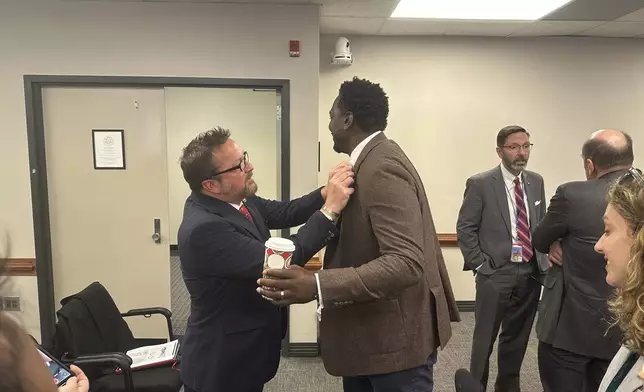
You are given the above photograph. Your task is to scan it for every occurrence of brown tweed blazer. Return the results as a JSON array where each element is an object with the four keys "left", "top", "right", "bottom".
[{"left": 318, "top": 132, "right": 460, "bottom": 377}]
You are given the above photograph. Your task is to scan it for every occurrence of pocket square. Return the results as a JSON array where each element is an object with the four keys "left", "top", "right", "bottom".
[{"left": 535, "top": 200, "right": 542, "bottom": 206}]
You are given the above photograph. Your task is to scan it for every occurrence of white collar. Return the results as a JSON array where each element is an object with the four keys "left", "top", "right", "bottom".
[
  {"left": 349, "top": 131, "right": 382, "bottom": 165},
  {"left": 229, "top": 200, "right": 244, "bottom": 210},
  {"left": 500, "top": 163, "right": 522, "bottom": 185}
]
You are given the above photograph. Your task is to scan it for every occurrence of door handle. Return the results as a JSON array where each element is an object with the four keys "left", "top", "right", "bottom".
[{"left": 152, "top": 218, "right": 161, "bottom": 244}]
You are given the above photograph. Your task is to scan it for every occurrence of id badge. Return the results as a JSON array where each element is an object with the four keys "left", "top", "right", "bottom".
[{"left": 511, "top": 243, "right": 523, "bottom": 263}]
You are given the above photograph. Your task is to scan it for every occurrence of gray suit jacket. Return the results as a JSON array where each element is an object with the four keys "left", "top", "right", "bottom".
[
  {"left": 532, "top": 170, "right": 625, "bottom": 359},
  {"left": 456, "top": 166, "right": 548, "bottom": 276}
]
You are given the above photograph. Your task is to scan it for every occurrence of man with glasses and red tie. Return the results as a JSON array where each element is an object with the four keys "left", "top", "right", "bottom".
[
  {"left": 532, "top": 129, "right": 635, "bottom": 392},
  {"left": 457, "top": 125, "right": 548, "bottom": 392},
  {"left": 176, "top": 127, "right": 354, "bottom": 392}
]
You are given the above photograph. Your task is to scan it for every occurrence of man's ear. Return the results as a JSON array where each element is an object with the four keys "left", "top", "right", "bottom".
[
  {"left": 202, "top": 179, "right": 221, "bottom": 195},
  {"left": 344, "top": 112, "right": 354, "bottom": 130},
  {"left": 585, "top": 158, "right": 595, "bottom": 176}
]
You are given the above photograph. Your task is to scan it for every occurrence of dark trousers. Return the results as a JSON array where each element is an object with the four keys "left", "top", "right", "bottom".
[
  {"left": 342, "top": 351, "right": 437, "bottom": 392},
  {"left": 470, "top": 262, "right": 541, "bottom": 392},
  {"left": 184, "top": 386, "right": 263, "bottom": 392},
  {"left": 538, "top": 341, "right": 610, "bottom": 392}
]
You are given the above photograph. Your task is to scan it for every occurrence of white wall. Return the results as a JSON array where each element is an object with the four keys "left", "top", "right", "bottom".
[
  {"left": 165, "top": 87, "right": 280, "bottom": 244},
  {"left": 319, "top": 35, "right": 644, "bottom": 300},
  {"left": 0, "top": 0, "right": 320, "bottom": 340}
]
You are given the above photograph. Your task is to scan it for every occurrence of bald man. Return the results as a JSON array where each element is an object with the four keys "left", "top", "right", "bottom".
[{"left": 533, "top": 130, "right": 635, "bottom": 392}]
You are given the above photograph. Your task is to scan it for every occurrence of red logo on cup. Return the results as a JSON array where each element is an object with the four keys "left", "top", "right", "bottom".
[{"left": 264, "top": 238, "right": 295, "bottom": 269}]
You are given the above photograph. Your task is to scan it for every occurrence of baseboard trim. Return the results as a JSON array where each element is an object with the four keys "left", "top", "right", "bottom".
[
  {"left": 287, "top": 343, "right": 319, "bottom": 357},
  {"left": 457, "top": 300, "right": 476, "bottom": 312}
]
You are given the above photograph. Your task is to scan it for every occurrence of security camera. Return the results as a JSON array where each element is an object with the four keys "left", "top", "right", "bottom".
[{"left": 331, "top": 37, "right": 353, "bottom": 65}]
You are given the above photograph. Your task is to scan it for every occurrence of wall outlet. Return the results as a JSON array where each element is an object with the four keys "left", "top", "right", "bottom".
[{"left": 3, "top": 297, "right": 20, "bottom": 312}]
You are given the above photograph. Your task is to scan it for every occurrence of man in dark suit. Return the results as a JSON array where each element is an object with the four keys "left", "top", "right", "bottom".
[
  {"left": 177, "top": 127, "right": 354, "bottom": 392},
  {"left": 258, "top": 77, "right": 460, "bottom": 392},
  {"left": 533, "top": 129, "right": 634, "bottom": 392},
  {"left": 457, "top": 125, "right": 548, "bottom": 392}
]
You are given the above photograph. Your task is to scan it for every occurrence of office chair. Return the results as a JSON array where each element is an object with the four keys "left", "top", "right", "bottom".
[{"left": 45, "top": 282, "right": 182, "bottom": 392}]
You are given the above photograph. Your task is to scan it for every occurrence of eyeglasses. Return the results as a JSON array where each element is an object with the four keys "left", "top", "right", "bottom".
[
  {"left": 501, "top": 143, "right": 533, "bottom": 153},
  {"left": 617, "top": 167, "right": 643, "bottom": 185},
  {"left": 210, "top": 151, "right": 249, "bottom": 177}
]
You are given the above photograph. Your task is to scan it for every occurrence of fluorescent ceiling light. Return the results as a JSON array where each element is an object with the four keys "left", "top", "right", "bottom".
[{"left": 390, "top": 0, "right": 573, "bottom": 21}]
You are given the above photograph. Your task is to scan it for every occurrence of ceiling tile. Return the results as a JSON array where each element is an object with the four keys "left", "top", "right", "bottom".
[
  {"left": 574, "top": 21, "right": 644, "bottom": 37},
  {"left": 616, "top": 6, "right": 644, "bottom": 21},
  {"left": 380, "top": 20, "right": 531, "bottom": 37},
  {"left": 441, "top": 21, "right": 531, "bottom": 37},
  {"left": 63, "top": 0, "right": 143, "bottom": 2},
  {"left": 320, "top": 16, "right": 385, "bottom": 35},
  {"left": 142, "top": 0, "right": 314, "bottom": 2},
  {"left": 320, "top": 0, "right": 397, "bottom": 18},
  {"left": 380, "top": 19, "right": 448, "bottom": 35},
  {"left": 544, "top": 0, "right": 644, "bottom": 21},
  {"left": 509, "top": 21, "right": 603, "bottom": 36}
]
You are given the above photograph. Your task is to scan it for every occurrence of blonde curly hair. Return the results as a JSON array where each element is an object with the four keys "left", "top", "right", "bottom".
[{"left": 607, "top": 173, "right": 644, "bottom": 354}]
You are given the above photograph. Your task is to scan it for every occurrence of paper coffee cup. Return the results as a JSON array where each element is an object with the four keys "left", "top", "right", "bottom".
[{"left": 264, "top": 237, "right": 295, "bottom": 269}]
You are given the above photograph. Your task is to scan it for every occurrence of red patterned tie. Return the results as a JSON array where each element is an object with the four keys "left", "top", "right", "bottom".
[
  {"left": 514, "top": 177, "right": 534, "bottom": 261},
  {"left": 239, "top": 203, "right": 254, "bottom": 223}
]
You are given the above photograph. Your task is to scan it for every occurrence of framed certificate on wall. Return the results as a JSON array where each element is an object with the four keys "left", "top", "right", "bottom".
[{"left": 92, "top": 129, "right": 126, "bottom": 170}]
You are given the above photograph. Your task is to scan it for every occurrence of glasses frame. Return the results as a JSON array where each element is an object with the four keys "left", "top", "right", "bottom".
[
  {"left": 618, "top": 167, "right": 643, "bottom": 185},
  {"left": 501, "top": 143, "right": 534, "bottom": 153},
  {"left": 210, "top": 151, "right": 249, "bottom": 178}
]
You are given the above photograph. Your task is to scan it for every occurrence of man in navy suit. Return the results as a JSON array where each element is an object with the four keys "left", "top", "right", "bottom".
[{"left": 178, "top": 127, "right": 354, "bottom": 392}]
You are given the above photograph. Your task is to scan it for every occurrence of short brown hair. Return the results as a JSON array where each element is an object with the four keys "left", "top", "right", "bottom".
[
  {"left": 496, "top": 125, "right": 530, "bottom": 147},
  {"left": 180, "top": 127, "right": 231, "bottom": 191}
]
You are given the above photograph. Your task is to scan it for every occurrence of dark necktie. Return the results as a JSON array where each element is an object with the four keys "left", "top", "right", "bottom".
[
  {"left": 514, "top": 177, "right": 533, "bottom": 261},
  {"left": 239, "top": 203, "right": 254, "bottom": 223}
]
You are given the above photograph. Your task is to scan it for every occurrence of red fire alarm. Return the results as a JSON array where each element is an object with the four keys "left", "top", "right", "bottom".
[{"left": 289, "top": 40, "right": 300, "bottom": 57}]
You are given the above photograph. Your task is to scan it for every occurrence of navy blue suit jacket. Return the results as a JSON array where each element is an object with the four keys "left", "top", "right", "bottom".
[{"left": 177, "top": 188, "right": 336, "bottom": 391}]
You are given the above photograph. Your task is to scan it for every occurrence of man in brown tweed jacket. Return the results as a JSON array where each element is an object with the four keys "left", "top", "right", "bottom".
[{"left": 258, "top": 77, "right": 460, "bottom": 392}]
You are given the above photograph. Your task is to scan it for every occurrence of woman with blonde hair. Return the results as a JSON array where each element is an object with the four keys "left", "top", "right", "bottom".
[{"left": 595, "top": 167, "right": 644, "bottom": 392}]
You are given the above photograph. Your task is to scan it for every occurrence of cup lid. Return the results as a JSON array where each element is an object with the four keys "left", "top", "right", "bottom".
[{"left": 265, "top": 237, "right": 295, "bottom": 252}]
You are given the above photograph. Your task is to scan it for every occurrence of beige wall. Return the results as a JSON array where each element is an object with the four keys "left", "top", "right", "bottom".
[
  {"left": 165, "top": 87, "right": 280, "bottom": 244},
  {"left": 319, "top": 35, "right": 643, "bottom": 300},
  {"left": 0, "top": 227, "right": 40, "bottom": 338},
  {"left": 0, "top": 0, "right": 319, "bottom": 340}
]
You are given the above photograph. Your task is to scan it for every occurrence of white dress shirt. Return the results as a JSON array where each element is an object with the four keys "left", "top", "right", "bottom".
[
  {"left": 315, "top": 131, "right": 383, "bottom": 321},
  {"left": 349, "top": 131, "right": 382, "bottom": 165}
]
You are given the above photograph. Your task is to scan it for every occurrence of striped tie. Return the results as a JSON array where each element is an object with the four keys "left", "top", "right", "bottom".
[
  {"left": 514, "top": 177, "right": 533, "bottom": 261},
  {"left": 239, "top": 203, "right": 254, "bottom": 223}
]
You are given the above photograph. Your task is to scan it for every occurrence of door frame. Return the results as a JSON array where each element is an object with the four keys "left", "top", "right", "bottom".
[{"left": 24, "top": 75, "right": 293, "bottom": 353}]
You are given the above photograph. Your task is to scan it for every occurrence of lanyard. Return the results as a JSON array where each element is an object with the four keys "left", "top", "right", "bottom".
[{"left": 605, "top": 351, "right": 640, "bottom": 392}]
